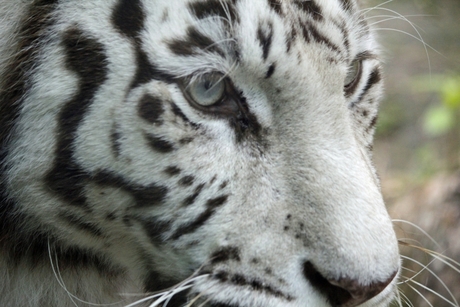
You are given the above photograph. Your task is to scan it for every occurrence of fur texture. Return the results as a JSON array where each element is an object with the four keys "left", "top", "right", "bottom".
[{"left": 0, "top": 0, "right": 400, "bottom": 306}]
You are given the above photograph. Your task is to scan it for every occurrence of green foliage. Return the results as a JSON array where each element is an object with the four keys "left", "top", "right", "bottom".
[{"left": 412, "top": 74, "right": 460, "bottom": 137}]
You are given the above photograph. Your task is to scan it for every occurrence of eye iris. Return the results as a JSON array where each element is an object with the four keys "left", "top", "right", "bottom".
[
  {"left": 345, "top": 59, "right": 361, "bottom": 88},
  {"left": 188, "top": 74, "right": 226, "bottom": 106}
]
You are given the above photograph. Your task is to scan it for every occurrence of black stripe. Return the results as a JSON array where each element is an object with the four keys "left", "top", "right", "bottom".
[
  {"left": 294, "top": 0, "right": 323, "bottom": 21},
  {"left": 112, "top": 0, "right": 145, "bottom": 40},
  {"left": 139, "top": 217, "right": 172, "bottom": 245},
  {"left": 133, "top": 48, "right": 175, "bottom": 89},
  {"left": 268, "top": 0, "right": 283, "bottom": 15},
  {"left": 172, "top": 195, "right": 228, "bottom": 240},
  {"left": 286, "top": 26, "right": 297, "bottom": 52},
  {"left": 302, "top": 21, "right": 340, "bottom": 53},
  {"left": 0, "top": 1, "right": 58, "bottom": 238},
  {"left": 367, "top": 115, "right": 378, "bottom": 133},
  {"left": 188, "top": 0, "right": 238, "bottom": 22},
  {"left": 265, "top": 63, "right": 276, "bottom": 79},
  {"left": 213, "top": 271, "right": 294, "bottom": 301},
  {"left": 210, "top": 246, "right": 241, "bottom": 264},
  {"left": 45, "top": 27, "right": 109, "bottom": 207},
  {"left": 3, "top": 229, "right": 121, "bottom": 277},
  {"left": 168, "top": 26, "right": 224, "bottom": 57},
  {"left": 171, "top": 103, "right": 200, "bottom": 129},
  {"left": 145, "top": 133, "right": 175, "bottom": 153},
  {"left": 93, "top": 171, "right": 169, "bottom": 208},
  {"left": 351, "top": 67, "right": 382, "bottom": 107},
  {"left": 182, "top": 183, "right": 205, "bottom": 207},
  {"left": 363, "top": 68, "right": 382, "bottom": 93},
  {"left": 339, "top": 0, "right": 353, "bottom": 11},
  {"left": 257, "top": 22, "right": 273, "bottom": 61},
  {"left": 164, "top": 166, "right": 182, "bottom": 176},
  {"left": 112, "top": 0, "right": 174, "bottom": 89},
  {"left": 231, "top": 91, "right": 263, "bottom": 143},
  {"left": 178, "top": 175, "right": 195, "bottom": 186},
  {"left": 111, "top": 123, "right": 122, "bottom": 157},
  {"left": 58, "top": 211, "right": 105, "bottom": 237},
  {"left": 138, "top": 93, "right": 165, "bottom": 125}
]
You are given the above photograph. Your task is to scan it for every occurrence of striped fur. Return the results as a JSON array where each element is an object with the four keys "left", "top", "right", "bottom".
[{"left": 0, "top": 1, "right": 399, "bottom": 306}]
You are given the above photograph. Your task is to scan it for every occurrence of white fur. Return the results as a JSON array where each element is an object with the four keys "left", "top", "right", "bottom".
[{"left": 0, "top": 0, "right": 400, "bottom": 306}]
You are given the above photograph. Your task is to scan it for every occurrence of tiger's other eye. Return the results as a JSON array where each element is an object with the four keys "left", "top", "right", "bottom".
[
  {"left": 344, "top": 59, "right": 362, "bottom": 91},
  {"left": 186, "top": 73, "right": 226, "bottom": 106}
]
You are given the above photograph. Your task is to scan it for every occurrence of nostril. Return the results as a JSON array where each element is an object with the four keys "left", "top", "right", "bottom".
[{"left": 303, "top": 261, "right": 397, "bottom": 307}]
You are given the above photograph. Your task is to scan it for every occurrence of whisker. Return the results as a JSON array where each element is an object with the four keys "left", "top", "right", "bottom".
[
  {"left": 359, "top": 0, "right": 395, "bottom": 14},
  {"left": 48, "top": 241, "right": 122, "bottom": 307},
  {"left": 397, "top": 288, "right": 415, "bottom": 307},
  {"left": 362, "top": 6, "right": 438, "bottom": 76},
  {"left": 402, "top": 276, "right": 459, "bottom": 307},
  {"left": 400, "top": 255, "right": 458, "bottom": 307},
  {"left": 394, "top": 219, "right": 442, "bottom": 249},
  {"left": 366, "top": 15, "right": 431, "bottom": 28},
  {"left": 406, "top": 283, "right": 434, "bottom": 307},
  {"left": 400, "top": 241, "right": 460, "bottom": 274}
]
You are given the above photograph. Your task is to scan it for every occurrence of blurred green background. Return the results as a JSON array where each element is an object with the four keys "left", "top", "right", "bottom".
[{"left": 366, "top": 0, "right": 460, "bottom": 306}]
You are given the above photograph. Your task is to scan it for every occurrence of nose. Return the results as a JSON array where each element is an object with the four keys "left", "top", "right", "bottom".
[{"left": 303, "top": 261, "right": 398, "bottom": 307}]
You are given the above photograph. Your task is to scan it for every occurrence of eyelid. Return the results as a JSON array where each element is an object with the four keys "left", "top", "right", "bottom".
[{"left": 355, "top": 51, "right": 378, "bottom": 62}]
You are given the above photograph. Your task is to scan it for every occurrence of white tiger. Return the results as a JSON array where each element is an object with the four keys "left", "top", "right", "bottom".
[{"left": 0, "top": 0, "right": 402, "bottom": 306}]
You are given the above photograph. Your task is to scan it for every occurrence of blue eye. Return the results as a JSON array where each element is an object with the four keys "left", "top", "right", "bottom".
[
  {"left": 345, "top": 59, "right": 362, "bottom": 89},
  {"left": 187, "top": 73, "right": 226, "bottom": 106}
]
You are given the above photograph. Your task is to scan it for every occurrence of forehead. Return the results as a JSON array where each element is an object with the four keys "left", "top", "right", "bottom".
[{"left": 135, "top": 0, "right": 366, "bottom": 73}]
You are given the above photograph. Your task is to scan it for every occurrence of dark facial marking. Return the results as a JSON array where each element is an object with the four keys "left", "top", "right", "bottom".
[
  {"left": 145, "top": 133, "right": 175, "bottom": 153},
  {"left": 179, "top": 137, "right": 194, "bottom": 144},
  {"left": 351, "top": 67, "right": 381, "bottom": 107},
  {"left": 139, "top": 218, "right": 172, "bottom": 245},
  {"left": 112, "top": 0, "right": 174, "bottom": 89},
  {"left": 301, "top": 21, "right": 340, "bottom": 53},
  {"left": 294, "top": 0, "right": 323, "bottom": 21},
  {"left": 363, "top": 68, "right": 382, "bottom": 93},
  {"left": 112, "top": 0, "right": 145, "bottom": 39},
  {"left": 171, "top": 103, "right": 199, "bottom": 129},
  {"left": 131, "top": 48, "right": 176, "bottom": 90},
  {"left": 172, "top": 195, "right": 229, "bottom": 240},
  {"left": 219, "top": 181, "right": 228, "bottom": 190},
  {"left": 257, "top": 22, "right": 274, "bottom": 61},
  {"left": 93, "top": 171, "right": 169, "bottom": 208},
  {"left": 3, "top": 230, "right": 122, "bottom": 278},
  {"left": 0, "top": 1, "right": 59, "bottom": 244},
  {"left": 45, "top": 27, "right": 109, "bottom": 207},
  {"left": 58, "top": 211, "right": 105, "bottom": 237},
  {"left": 168, "top": 26, "right": 223, "bottom": 57},
  {"left": 213, "top": 271, "right": 294, "bottom": 301},
  {"left": 182, "top": 183, "right": 205, "bottom": 207},
  {"left": 138, "top": 93, "right": 165, "bottom": 125},
  {"left": 188, "top": 0, "right": 238, "bottom": 22},
  {"left": 367, "top": 115, "right": 378, "bottom": 133},
  {"left": 265, "top": 63, "right": 276, "bottom": 79},
  {"left": 339, "top": 0, "right": 353, "bottom": 11},
  {"left": 144, "top": 271, "right": 187, "bottom": 305},
  {"left": 268, "top": 0, "right": 283, "bottom": 15},
  {"left": 178, "top": 175, "right": 195, "bottom": 186},
  {"left": 230, "top": 91, "right": 263, "bottom": 143},
  {"left": 210, "top": 246, "right": 241, "bottom": 264},
  {"left": 164, "top": 166, "right": 182, "bottom": 176},
  {"left": 110, "top": 123, "right": 122, "bottom": 157}
]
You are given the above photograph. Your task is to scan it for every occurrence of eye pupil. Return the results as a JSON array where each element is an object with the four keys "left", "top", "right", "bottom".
[
  {"left": 185, "top": 73, "right": 226, "bottom": 107},
  {"left": 204, "top": 81, "right": 212, "bottom": 90}
]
